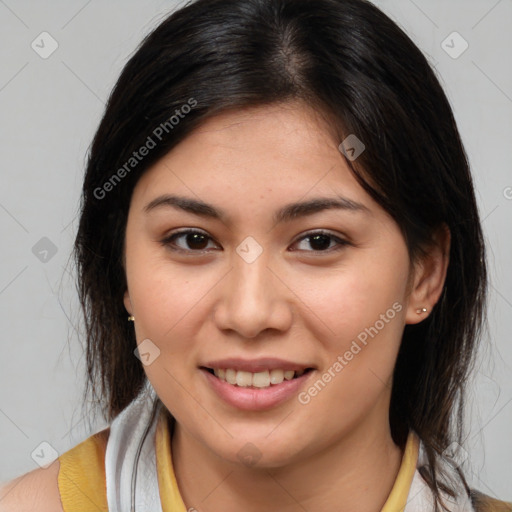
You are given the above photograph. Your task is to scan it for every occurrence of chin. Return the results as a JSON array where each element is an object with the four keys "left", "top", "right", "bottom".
[{"left": 206, "top": 430, "right": 307, "bottom": 469}]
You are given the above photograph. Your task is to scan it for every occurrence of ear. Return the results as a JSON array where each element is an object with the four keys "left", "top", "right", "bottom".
[
  {"left": 124, "top": 290, "right": 133, "bottom": 316},
  {"left": 405, "top": 224, "right": 450, "bottom": 325}
]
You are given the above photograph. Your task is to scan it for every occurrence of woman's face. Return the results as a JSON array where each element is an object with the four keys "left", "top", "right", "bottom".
[{"left": 123, "top": 102, "right": 424, "bottom": 467}]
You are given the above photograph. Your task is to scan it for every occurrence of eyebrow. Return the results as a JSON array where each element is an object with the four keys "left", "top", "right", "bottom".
[{"left": 143, "top": 194, "right": 369, "bottom": 224}]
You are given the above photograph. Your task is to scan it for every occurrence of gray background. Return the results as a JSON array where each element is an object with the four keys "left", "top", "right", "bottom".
[{"left": 0, "top": 0, "right": 511, "bottom": 502}]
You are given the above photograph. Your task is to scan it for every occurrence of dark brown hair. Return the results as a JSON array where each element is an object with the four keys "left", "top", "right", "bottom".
[{"left": 73, "top": 0, "right": 487, "bottom": 509}]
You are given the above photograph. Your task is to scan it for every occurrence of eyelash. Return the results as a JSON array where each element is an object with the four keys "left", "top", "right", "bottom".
[{"left": 160, "top": 229, "right": 350, "bottom": 255}]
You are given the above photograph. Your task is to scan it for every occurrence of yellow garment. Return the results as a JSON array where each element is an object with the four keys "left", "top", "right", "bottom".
[
  {"left": 381, "top": 430, "right": 419, "bottom": 512},
  {"left": 57, "top": 409, "right": 419, "bottom": 511},
  {"left": 156, "top": 411, "right": 188, "bottom": 512},
  {"left": 57, "top": 427, "right": 109, "bottom": 511}
]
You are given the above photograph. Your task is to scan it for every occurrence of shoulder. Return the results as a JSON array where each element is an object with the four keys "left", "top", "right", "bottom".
[
  {"left": 0, "top": 459, "right": 63, "bottom": 512},
  {"left": 0, "top": 426, "right": 110, "bottom": 512},
  {"left": 471, "top": 489, "right": 512, "bottom": 512}
]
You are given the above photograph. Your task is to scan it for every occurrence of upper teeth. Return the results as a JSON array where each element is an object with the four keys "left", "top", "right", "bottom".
[{"left": 213, "top": 368, "right": 305, "bottom": 388}]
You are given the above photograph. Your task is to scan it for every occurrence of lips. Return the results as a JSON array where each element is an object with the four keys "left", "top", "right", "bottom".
[{"left": 199, "top": 358, "right": 315, "bottom": 410}]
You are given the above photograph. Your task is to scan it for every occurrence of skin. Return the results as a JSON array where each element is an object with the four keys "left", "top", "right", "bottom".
[
  {"left": 123, "top": 101, "right": 450, "bottom": 512},
  {"left": 0, "top": 460, "right": 63, "bottom": 512}
]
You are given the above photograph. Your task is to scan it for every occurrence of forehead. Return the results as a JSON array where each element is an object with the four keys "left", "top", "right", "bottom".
[
  {"left": 186, "top": 102, "right": 341, "bottom": 157},
  {"left": 130, "top": 102, "right": 369, "bottom": 213}
]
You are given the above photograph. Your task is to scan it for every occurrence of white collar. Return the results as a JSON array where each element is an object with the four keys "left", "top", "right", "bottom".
[
  {"left": 105, "top": 380, "right": 163, "bottom": 512},
  {"left": 404, "top": 439, "right": 475, "bottom": 512}
]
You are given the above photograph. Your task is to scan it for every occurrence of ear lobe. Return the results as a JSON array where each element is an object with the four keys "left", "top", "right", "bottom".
[
  {"left": 124, "top": 290, "right": 133, "bottom": 315},
  {"left": 405, "top": 224, "right": 450, "bottom": 325}
]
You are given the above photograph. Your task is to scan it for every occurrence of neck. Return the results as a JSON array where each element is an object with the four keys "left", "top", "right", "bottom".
[{"left": 171, "top": 411, "right": 405, "bottom": 512}]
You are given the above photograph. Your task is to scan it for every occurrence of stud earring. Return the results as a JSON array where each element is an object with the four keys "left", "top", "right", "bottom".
[
  {"left": 416, "top": 307, "right": 428, "bottom": 314},
  {"left": 128, "top": 315, "right": 135, "bottom": 322}
]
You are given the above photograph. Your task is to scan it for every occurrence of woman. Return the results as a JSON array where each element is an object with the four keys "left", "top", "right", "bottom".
[{"left": 1, "top": 0, "right": 510, "bottom": 511}]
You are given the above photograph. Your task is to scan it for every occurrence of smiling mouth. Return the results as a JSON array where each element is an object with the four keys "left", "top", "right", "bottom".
[{"left": 201, "top": 367, "right": 314, "bottom": 389}]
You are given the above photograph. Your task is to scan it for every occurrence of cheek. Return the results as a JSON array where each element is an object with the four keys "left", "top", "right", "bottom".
[
  {"left": 296, "top": 255, "right": 409, "bottom": 349},
  {"left": 294, "top": 249, "right": 409, "bottom": 407},
  {"left": 126, "top": 249, "right": 212, "bottom": 416},
  {"left": 127, "top": 241, "right": 209, "bottom": 337},
  {"left": 125, "top": 247, "right": 219, "bottom": 396}
]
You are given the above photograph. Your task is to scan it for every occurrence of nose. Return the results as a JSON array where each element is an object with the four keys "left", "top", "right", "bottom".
[{"left": 213, "top": 249, "right": 293, "bottom": 339}]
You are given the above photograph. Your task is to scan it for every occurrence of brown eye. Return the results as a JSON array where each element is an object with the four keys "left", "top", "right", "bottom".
[
  {"left": 161, "top": 229, "right": 219, "bottom": 253},
  {"left": 291, "top": 231, "right": 350, "bottom": 253},
  {"left": 185, "top": 232, "right": 208, "bottom": 250},
  {"left": 308, "top": 234, "right": 332, "bottom": 251}
]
